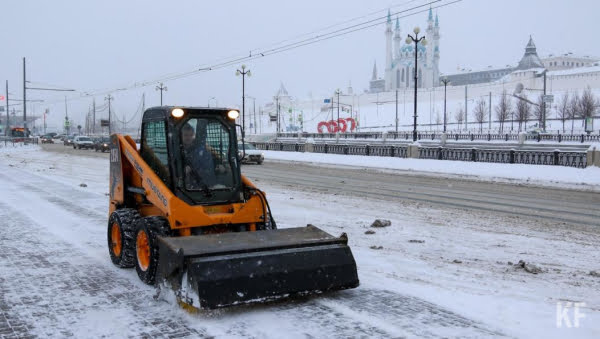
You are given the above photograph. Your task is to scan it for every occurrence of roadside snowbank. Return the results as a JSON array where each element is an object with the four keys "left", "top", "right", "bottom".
[{"left": 263, "top": 151, "right": 600, "bottom": 190}]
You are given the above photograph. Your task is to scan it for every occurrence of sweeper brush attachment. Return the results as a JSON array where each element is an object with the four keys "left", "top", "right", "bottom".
[{"left": 156, "top": 225, "right": 359, "bottom": 309}]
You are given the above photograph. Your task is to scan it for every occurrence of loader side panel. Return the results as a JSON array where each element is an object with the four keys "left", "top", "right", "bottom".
[{"left": 109, "top": 135, "right": 124, "bottom": 214}]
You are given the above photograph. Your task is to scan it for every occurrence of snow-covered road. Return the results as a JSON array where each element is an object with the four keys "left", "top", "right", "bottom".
[{"left": 0, "top": 145, "right": 599, "bottom": 338}]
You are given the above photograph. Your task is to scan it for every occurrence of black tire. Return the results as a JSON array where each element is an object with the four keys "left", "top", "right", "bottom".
[
  {"left": 108, "top": 208, "right": 141, "bottom": 268},
  {"left": 73, "top": 145, "right": 76, "bottom": 149},
  {"left": 257, "top": 160, "right": 264, "bottom": 165},
  {"left": 134, "top": 216, "right": 171, "bottom": 285}
]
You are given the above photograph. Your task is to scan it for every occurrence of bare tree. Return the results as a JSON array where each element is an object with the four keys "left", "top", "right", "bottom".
[
  {"left": 578, "top": 86, "right": 600, "bottom": 133},
  {"left": 473, "top": 98, "right": 487, "bottom": 133},
  {"left": 556, "top": 92, "right": 570, "bottom": 133},
  {"left": 495, "top": 90, "right": 511, "bottom": 133},
  {"left": 454, "top": 107, "right": 465, "bottom": 131},
  {"left": 515, "top": 94, "right": 531, "bottom": 132},
  {"left": 569, "top": 92, "right": 579, "bottom": 134}
]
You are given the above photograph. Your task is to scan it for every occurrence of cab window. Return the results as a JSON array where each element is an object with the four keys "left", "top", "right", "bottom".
[{"left": 141, "top": 120, "right": 170, "bottom": 185}]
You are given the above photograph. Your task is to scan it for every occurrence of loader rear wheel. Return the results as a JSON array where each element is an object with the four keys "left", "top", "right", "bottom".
[
  {"left": 108, "top": 209, "right": 141, "bottom": 268},
  {"left": 134, "top": 217, "right": 171, "bottom": 285}
]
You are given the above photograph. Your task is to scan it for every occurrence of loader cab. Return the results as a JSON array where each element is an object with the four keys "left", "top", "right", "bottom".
[{"left": 140, "top": 107, "right": 243, "bottom": 205}]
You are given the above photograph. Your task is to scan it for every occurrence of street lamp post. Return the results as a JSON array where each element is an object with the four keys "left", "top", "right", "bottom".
[
  {"left": 335, "top": 89, "right": 341, "bottom": 129},
  {"left": 441, "top": 78, "right": 450, "bottom": 133},
  {"left": 105, "top": 94, "right": 114, "bottom": 135},
  {"left": 155, "top": 83, "right": 167, "bottom": 106},
  {"left": 236, "top": 65, "right": 251, "bottom": 136},
  {"left": 406, "top": 27, "right": 427, "bottom": 141}
]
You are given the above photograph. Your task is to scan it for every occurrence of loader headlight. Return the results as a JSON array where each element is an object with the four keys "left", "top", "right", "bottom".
[
  {"left": 171, "top": 108, "right": 185, "bottom": 118},
  {"left": 227, "top": 110, "right": 239, "bottom": 120}
]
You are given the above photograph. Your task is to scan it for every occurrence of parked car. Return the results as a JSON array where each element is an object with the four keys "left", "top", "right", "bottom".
[
  {"left": 73, "top": 136, "right": 94, "bottom": 149},
  {"left": 63, "top": 136, "right": 74, "bottom": 146},
  {"left": 93, "top": 136, "right": 111, "bottom": 152},
  {"left": 238, "top": 143, "right": 264, "bottom": 164}
]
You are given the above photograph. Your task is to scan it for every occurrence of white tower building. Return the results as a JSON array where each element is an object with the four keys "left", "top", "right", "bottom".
[{"left": 371, "top": 8, "right": 440, "bottom": 92}]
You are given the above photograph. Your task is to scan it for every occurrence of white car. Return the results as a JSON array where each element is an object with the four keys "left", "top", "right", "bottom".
[
  {"left": 238, "top": 143, "right": 264, "bottom": 164},
  {"left": 73, "top": 136, "right": 94, "bottom": 149}
]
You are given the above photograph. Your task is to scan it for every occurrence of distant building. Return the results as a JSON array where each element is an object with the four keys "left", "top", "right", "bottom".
[
  {"left": 541, "top": 54, "right": 599, "bottom": 71},
  {"left": 444, "top": 37, "right": 545, "bottom": 86},
  {"left": 443, "top": 37, "right": 599, "bottom": 87},
  {"left": 370, "top": 8, "right": 440, "bottom": 92}
]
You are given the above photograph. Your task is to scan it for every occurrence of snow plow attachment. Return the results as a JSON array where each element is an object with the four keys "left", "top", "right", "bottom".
[{"left": 156, "top": 225, "right": 359, "bottom": 309}]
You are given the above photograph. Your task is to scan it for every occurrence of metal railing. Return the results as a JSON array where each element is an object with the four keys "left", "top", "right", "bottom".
[
  {"left": 0, "top": 137, "right": 39, "bottom": 147},
  {"left": 277, "top": 132, "right": 600, "bottom": 143},
  {"left": 255, "top": 142, "right": 588, "bottom": 168},
  {"left": 418, "top": 146, "right": 587, "bottom": 168}
]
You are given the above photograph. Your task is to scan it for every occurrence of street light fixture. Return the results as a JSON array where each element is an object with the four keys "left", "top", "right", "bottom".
[
  {"left": 406, "top": 27, "right": 427, "bottom": 142},
  {"left": 155, "top": 83, "right": 167, "bottom": 106},
  {"left": 236, "top": 65, "right": 251, "bottom": 136}
]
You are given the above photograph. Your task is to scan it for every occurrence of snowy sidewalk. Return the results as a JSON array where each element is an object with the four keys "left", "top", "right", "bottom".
[{"left": 262, "top": 150, "right": 600, "bottom": 191}]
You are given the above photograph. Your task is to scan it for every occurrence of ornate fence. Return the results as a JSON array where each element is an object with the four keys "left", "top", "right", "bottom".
[
  {"left": 277, "top": 132, "right": 600, "bottom": 143},
  {"left": 255, "top": 142, "right": 588, "bottom": 168}
]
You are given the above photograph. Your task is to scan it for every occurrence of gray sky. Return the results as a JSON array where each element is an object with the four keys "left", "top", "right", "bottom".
[{"left": 2, "top": 0, "right": 599, "bottom": 129}]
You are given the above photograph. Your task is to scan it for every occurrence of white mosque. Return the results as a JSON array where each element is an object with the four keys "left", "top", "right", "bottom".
[{"left": 370, "top": 8, "right": 441, "bottom": 92}]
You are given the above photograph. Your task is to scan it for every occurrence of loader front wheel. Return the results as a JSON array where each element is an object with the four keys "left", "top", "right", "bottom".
[
  {"left": 134, "top": 217, "right": 170, "bottom": 285},
  {"left": 108, "top": 209, "right": 140, "bottom": 268}
]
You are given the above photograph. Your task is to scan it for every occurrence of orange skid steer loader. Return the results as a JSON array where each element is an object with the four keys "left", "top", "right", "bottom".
[{"left": 107, "top": 107, "right": 359, "bottom": 309}]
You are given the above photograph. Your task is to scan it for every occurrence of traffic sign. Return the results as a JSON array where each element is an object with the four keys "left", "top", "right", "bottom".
[
  {"left": 100, "top": 119, "right": 110, "bottom": 127},
  {"left": 542, "top": 95, "right": 554, "bottom": 103}
]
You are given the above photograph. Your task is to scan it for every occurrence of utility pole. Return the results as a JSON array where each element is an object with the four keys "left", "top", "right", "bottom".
[
  {"left": 441, "top": 78, "right": 450, "bottom": 133},
  {"left": 64, "top": 96, "right": 70, "bottom": 135},
  {"left": 542, "top": 71, "right": 547, "bottom": 131},
  {"left": 5, "top": 80, "right": 9, "bottom": 136},
  {"left": 330, "top": 96, "right": 334, "bottom": 122},
  {"left": 488, "top": 92, "right": 492, "bottom": 131},
  {"left": 336, "top": 89, "right": 341, "bottom": 127},
  {"left": 464, "top": 85, "right": 468, "bottom": 131},
  {"left": 23, "top": 57, "right": 26, "bottom": 131},
  {"left": 105, "top": 94, "right": 114, "bottom": 135},
  {"left": 395, "top": 89, "right": 399, "bottom": 133},
  {"left": 275, "top": 96, "right": 280, "bottom": 133},
  {"left": 92, "top": 98, "right": 96, "bottom": 134},
  {"left": 253, "top": 98, "right": 257, "bottom": 134},
  {"left": 155, "top": 83, "right": 167, "bottom": 106}
]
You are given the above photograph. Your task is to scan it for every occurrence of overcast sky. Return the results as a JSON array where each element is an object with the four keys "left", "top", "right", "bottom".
[{"left": 2, "top": 0, "right": 599, "bottom": 130}]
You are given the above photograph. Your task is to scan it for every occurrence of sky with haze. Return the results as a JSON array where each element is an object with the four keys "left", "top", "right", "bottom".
[{"left": 2, "top": 0, "right": 599, "bottom": 130}]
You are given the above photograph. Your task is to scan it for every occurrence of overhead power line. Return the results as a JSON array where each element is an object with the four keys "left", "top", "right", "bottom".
[{"left": 40, "top": 0, "right": 461, "bottom": 105}]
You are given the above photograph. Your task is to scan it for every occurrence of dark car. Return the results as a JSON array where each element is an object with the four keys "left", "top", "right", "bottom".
[
  {"left": 41, "top": 135, "right": 54, "bottom": 144},
  {"left": 93, "top": 137, "right": 111, "bottom": 152},
  {"left": 63, "top": 136, "right": 74, "bottom": 146},
  {"left": 238, "top": 143, "right": 264, "bottom": 164}
]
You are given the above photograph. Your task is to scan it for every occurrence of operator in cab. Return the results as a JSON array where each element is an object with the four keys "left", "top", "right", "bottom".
[{"left": 181, "top": 123, "right": 218, "bottom": 189}]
